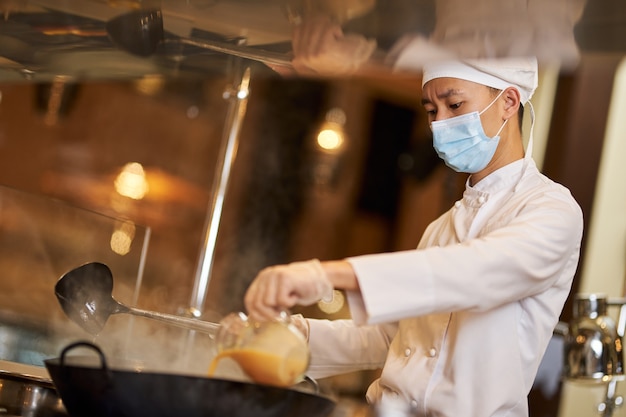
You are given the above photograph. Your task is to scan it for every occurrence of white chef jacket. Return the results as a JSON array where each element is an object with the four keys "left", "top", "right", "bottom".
[{"left": 305, "top": 157, "right": 583, "bottom": 417}]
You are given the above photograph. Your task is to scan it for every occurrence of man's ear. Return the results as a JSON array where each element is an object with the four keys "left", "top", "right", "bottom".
[{"left": 502, "top": 87, "right": 521, "bottom": 119}]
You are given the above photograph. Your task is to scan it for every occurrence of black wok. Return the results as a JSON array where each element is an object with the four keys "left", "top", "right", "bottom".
[{"left": 45, "top": 342, "right": 335, "bottom": 417}]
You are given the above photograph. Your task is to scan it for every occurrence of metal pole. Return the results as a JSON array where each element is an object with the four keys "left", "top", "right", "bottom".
[{"left": 187, "top": 63, "right": 252, "bottom": 317}]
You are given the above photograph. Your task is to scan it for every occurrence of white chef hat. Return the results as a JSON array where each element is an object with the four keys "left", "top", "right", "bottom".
[{"left": 421, "top": 57, "right": 539, "bottom": 104}]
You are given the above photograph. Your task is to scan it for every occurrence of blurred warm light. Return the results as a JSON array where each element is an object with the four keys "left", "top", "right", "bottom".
[
  {"left": 317, "top": 290, "right": 345, "bottom": 314},
  {"left": 317, "top": 127, "right": 344, "bottom": 151},
  {"left": 186, "top": 105, "right": 199, "bottom": 119},
  {"left": 133, "top": 75, "right": 165, "bottom": 96},
  {"left": 110, "top": 221, "right": 136, "bottom": 255},
  {"left": 315, "top": 107, "right": 347, "bottom": 153},
  {"left": 237, "top": 87, "right": 249, "bottom": 99},
  {"left": 107, "top": 0, "right": 142, "bottom": 9},
  {"left": 325, "top": 107, "right": 346, "bottom": 125},
  {"left": 115, "top": 162, "right": 149, "bottom": 199}
]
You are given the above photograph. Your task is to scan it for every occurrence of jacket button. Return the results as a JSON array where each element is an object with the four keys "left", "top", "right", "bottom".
[
  {"left": 404, "top": 348, "right": 411, "bottom": 357},
  {"left": 410, "top": 400, "right": 418, "bottom": 409},
  {"left": 478, "top": 196, "right": 486, "bottom": 204},
  {"left": 428, "top": 348, "right": 437, "bottom": 357}
]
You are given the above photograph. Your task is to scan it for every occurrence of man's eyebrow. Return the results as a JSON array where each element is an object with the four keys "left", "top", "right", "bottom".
[{"left": 421, "top": 88, "right": 465, "bottom": 105}]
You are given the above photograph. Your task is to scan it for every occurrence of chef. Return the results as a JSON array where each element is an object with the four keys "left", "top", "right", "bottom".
[{"left": 244, "top": 57, "right": 584, "bottom": 416}]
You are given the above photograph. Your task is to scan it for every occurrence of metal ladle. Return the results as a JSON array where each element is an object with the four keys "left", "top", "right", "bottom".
[
  {"left": 105, "top": 8, "right": 292, "bottom": 67},
  {"left": 55, "top": 262, "right": 220, "bottom": 336}
]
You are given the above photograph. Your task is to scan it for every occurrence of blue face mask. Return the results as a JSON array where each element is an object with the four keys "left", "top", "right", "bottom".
[{"left": 430, "top": 91, "right": 507, "bottom": 173}]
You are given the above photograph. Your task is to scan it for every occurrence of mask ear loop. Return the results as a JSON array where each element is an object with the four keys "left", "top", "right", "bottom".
[
  {"left": 479, "top": 89, "right": 506, "bottom": 116},
  {"left": 480, "top": 89, "right": 509, "bottom": 139},
  {"left": 514, "top": 100, "right": 535, "bottom": 192},
  {"left": 493, "top": 118, "right": 509, "bottom": 138}
]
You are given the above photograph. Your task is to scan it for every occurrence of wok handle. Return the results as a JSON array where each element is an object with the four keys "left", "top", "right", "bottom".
[
  {"left": 60, "top": 341, "right": 108, "bottom": 369},
  {"left": 59, "top": 341, "right": 115, "bottom": 388}
]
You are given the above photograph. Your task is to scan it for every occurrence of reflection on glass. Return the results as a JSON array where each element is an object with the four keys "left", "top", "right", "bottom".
[
  {"left": 114, "top": 162, "right": 149, "bottom": 200},
  {"left": 111, "top": 221, "right": 136, "bottom": 256},
  {"left": 133, "top": 75, "right": 166, "bottom": 95},
  {"left": 0, "top": 184, "right": 150, "bottom": 366},
  {"left": 1, "top": 0, "right": 618, "bottom": 80}
]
